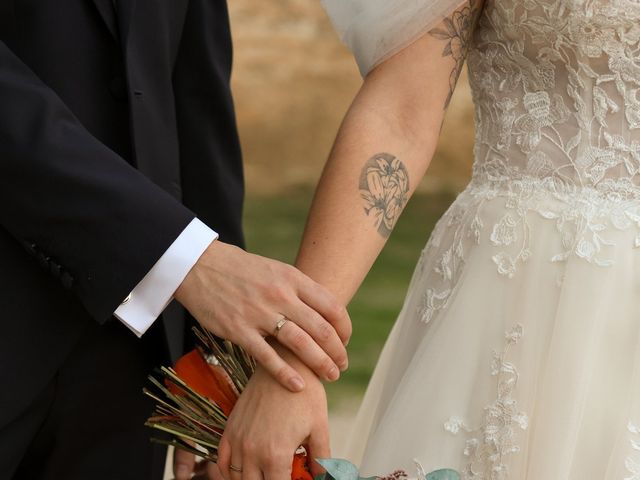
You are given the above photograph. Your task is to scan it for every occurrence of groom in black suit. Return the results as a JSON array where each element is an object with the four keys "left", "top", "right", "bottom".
[{"left": 0, "top": 1, "right": 350, "bottom": 478}]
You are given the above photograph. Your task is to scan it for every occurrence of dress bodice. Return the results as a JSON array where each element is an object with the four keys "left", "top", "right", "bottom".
[
  {"left": 468, "top": 0, "right": 640, "bottom": 195},
  {"left": 417, "top": 0, "right": 640, "bottom": 324},
  {"left": 444, "top": 0, "right": 640, "bottom": 274}
]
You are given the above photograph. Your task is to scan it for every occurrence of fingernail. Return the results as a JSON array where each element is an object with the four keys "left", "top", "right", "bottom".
[
  {"left": 176, "top": 465, "right": 190, "bottom": 480},
  {"left": 339, "top": 359, "right": 349, "bottom": 371},
  {"left": 327, "top": 365, "right": 340, "bottom": 381},
  {"left": 290, "top": 376, "right": 305, "bottom": 391}
]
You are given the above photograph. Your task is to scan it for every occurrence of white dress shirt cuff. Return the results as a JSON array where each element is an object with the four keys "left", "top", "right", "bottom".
[{"left": 114, "top": 218, "right": 217, "bottom": 337}]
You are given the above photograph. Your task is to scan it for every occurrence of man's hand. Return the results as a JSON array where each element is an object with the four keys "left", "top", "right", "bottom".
[{"left": 174, "top": 240, "right": 352, "bottom": 392}]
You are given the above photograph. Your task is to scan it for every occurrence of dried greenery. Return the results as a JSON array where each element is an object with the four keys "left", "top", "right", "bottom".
[{"left": 144, "top": 327, "right": 255, "bottom": 462}]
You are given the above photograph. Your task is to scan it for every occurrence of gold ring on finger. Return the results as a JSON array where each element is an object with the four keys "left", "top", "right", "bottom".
[
  {"left": 273, "top": 316, "right": 289, "bottom": 338},
  {"left": 229, "top": 464, "right": 243, "bottom": 473}
]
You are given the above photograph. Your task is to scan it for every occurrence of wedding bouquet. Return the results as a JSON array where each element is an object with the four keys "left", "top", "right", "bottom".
[{"left": 144, "top": 327, "right": 460, "bottom": 480}]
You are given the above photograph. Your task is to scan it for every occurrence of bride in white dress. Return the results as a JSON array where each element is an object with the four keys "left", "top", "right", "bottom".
[{"left": 218, "top": 0, "right": 640, "bottom": 478}]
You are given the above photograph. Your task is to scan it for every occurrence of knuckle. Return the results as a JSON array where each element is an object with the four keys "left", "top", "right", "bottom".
[
  {"left": 330, "top": 302, "right": 348, "bottom": 321},
  {"left": 269, "top": 260, "right": 289, "bottom": 279},
  {"left": 225, "top": 325, "right": 247, "bottom": 347},
  {"left": 316, "top": 321, "right": 335, "bottom": 343},
  {"left": 249, "top": 342, "right": 269, "bottom": 364},
  {"left": 266, "top": 449, "right": 290, "bottom": 470},
  {"left": 280, "top": 263, "right": 298, "bottom": 280},
  {"left": 202, "top": 308, "right": 218, "bottom": 331},
  {"left": 263, "top": 451, "right": 279, "bottom": 470},
  {"left": 267, "top": 284, "right": 290, "bottom": 303},
  {"left": 274, "top": 284, "right": 288, "bottom": 299},
  {"left": 241, "top": 438, "right": 257, "bottom": 456},
  {"left": 217, "top": 311, "right": 243, "bottom": 335},
  {"left": 291, "top": 330, "right": 310, "bottom": 350}
]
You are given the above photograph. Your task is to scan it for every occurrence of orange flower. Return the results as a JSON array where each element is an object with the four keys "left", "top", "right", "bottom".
[
  {"left": 169, "top": 349, "right": 238, "bottom": 416},
  {"left": 292, "top": 452, "right": 314, "bottom": 480}
]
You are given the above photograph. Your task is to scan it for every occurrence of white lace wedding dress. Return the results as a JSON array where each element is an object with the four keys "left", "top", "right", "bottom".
[{"left": 322, "top": 0, "right": 640, "bottom": 478}]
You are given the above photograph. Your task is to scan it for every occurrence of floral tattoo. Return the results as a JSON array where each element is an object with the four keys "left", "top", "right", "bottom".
[
  {"left": 429, "top": 0, "right": 483, "bottom": 109},
  {"left": 359, "top": 153, "right": 410, "bottom": 238}
]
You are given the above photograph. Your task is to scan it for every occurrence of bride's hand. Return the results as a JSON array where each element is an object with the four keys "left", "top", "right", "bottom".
[
  {"left": 172, "top": 358, "right": 329, "bottom": 480},
  {"left": 218, "top": 347, "right": 330, "bottom": 480}
]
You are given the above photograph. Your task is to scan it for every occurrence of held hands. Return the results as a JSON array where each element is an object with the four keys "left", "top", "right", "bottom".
[
  {"left": 175, "top": 240, "right": 352, "bottom": 392},
  {"left": 172, "top": 342, "right": 331, "bottom": 480},
  {"left": 218, "top": 359, "right": 330, "bottom": 480}
]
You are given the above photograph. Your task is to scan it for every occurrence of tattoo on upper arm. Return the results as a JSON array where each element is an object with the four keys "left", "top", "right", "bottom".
[
  {"left": 429, "top": 0, "right": 483, "bottom": 110},
  {"left": 359, "top": 153, "right": 410, "bottom": 239}
]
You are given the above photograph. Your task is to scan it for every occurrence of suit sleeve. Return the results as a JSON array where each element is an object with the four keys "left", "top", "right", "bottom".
[{"left": 0, "top": 40, "right": 196, "bottom": 323}]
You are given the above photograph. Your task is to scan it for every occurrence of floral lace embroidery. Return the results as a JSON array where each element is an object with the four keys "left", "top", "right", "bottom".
[
  {"left": 417, "top": 0, "right": 640, "bottom": 324},
  {"left": 444, "top": 324, "right": 527, "bottom": 480},
  {"left": 625, "top": 422, "right": 640, "bottom": 480},
  {"left": 418, "top": 194, "right": 484, "bottom": 324}
]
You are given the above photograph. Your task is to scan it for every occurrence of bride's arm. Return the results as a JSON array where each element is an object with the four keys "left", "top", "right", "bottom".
[
  {"left": 297, "top": 0, "right": 483, "bottom": 303},
  {"left": 207, "top": 3, "right": 485, "bottom": 480}
]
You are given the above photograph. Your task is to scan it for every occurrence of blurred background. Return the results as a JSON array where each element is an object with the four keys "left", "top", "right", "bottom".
[{"left": 229, "top": 0, "right": 475, "bottom": 448}]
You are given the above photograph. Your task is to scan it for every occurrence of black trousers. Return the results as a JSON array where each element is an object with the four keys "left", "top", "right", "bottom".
[{"left": 0, "top": 319, "right": 167, "bottom": 479}]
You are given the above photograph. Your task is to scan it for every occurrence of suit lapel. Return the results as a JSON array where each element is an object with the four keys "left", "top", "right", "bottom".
[
  {"left": 91, "top": 0, "right": 119, "bottom": 41},
  {"left": 91, "top": 0, "right": 137, "bottom": 48}
]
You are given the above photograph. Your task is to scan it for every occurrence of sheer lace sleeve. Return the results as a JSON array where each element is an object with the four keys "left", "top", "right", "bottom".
[{"left": 321, "top": 0, "right": 468, "bottom": 76}]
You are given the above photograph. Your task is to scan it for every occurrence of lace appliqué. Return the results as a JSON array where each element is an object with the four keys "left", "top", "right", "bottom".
[
  {"left": 444, "top": 325, "right": 527, "bottom": 480},
  {"left": 418, "top": 195, "right": 485, "bottom": 324},
  {"left": 416, "top": 0, "right": 640, "bottom": 325},
  {"left": 463, "top": 0, "right": 640, "bottom": 272}
]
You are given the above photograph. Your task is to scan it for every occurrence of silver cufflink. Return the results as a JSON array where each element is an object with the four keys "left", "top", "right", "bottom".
[{"left": 121, "top": 293, "right": 132, "bottom": 305}]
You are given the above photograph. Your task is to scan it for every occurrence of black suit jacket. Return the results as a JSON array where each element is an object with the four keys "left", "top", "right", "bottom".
[{"left": 0, "top": 0, "right": 244, "bottom": 426}]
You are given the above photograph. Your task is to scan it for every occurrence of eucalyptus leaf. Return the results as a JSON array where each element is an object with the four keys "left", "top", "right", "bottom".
[
  {"left": 425, "top": 469, "right": 461, "bottom": 480},
  {"left": 315, "top": 458, "right": 376, "bottom": 480}
]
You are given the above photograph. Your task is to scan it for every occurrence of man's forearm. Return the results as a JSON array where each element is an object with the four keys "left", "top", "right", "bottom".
[{"left": 0, "top": 40, "right": 196, "bottom": 322}]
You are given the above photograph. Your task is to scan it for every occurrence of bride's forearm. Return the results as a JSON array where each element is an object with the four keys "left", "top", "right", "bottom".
[
  {"left": 296, "top": 132, "right": 431, "bottom": 304},
  {"left": 295, "top": 1, "right": 481, "bottom": 306},
  {"left": 296, "top": 55, "right": 448, "bottom": 304}
]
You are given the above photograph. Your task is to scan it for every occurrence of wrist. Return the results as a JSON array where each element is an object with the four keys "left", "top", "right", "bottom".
[
  {"left": 174, "top": 262, "right": 198, "bottom": 306},
  {"left": 174, "top": 239, "right": 226, "bottom": 305}
]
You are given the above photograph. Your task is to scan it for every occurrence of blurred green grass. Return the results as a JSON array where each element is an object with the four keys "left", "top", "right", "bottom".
[{"left": 243, "top": 187, "right": 455, "bottom": 407}]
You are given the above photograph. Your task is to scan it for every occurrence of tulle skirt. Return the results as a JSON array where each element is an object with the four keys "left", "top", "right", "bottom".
[{"left": 340, "top": 184, "right": 640, "bottom": 479}]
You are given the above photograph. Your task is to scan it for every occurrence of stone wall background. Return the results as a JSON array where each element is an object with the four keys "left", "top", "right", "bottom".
[{"left": 228, "top": 0, "right": 476, "bottom": 196}]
